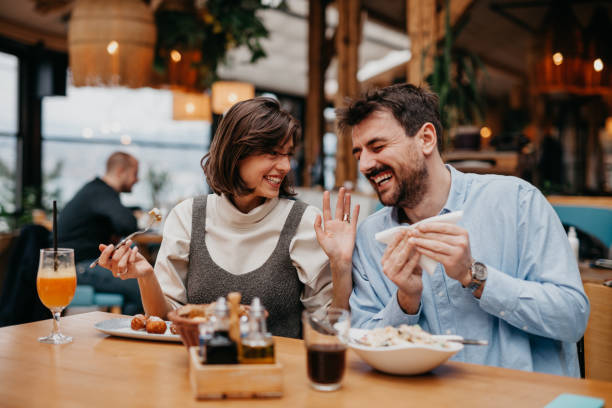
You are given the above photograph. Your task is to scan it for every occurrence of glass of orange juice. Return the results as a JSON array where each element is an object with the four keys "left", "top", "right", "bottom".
[{"left": 36, "top": 248, "right": 77, "bottom": 344}]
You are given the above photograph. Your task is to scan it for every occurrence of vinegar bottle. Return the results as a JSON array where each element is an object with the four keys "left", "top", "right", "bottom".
[{"left": 241, "top": 297, "right": 275, "bottom": 364}]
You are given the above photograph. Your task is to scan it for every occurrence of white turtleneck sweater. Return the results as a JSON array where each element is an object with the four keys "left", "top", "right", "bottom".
[{"left": 154, "top": 194, "right": 332, "bottom": 313}]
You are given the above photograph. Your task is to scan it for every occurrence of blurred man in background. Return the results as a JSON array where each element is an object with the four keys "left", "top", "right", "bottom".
[{"left": 59, "top": 151, "right": 143, "bottom": 314}]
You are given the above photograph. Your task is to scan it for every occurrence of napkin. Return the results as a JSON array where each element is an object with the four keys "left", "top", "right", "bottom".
[{"left": 374, "top": 211, "right": 464, "bottom": 276}]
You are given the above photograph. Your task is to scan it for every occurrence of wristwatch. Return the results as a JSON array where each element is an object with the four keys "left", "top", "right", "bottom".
[{"left": 466, "top": 261, "right": 488, "bottom": 292}]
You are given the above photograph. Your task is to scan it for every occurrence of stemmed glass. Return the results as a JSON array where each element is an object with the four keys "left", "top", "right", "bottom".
[{"left": 36, "top": 248, "right": 77, "bottom": 344}]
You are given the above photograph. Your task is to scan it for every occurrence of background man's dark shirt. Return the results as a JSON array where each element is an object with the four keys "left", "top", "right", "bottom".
[{"left": 58, "top": 178, "right": 137, "bottom": 262}]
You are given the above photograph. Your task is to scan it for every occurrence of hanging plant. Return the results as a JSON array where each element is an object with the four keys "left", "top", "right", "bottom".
[{"left": 153, "top": 0, "right": 286, "bottom": 90}]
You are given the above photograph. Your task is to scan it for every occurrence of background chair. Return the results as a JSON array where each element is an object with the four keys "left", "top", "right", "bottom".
[
  {"left": 0, "top": 225, "right": 51, "bottom": 327},
  {"left": 69, "top": 284, "right": 124, "bottom": 314},
  {"left": 552, "top": 205, "right": 612, "bottom": 258},
  {"left": 583, "top": 282, "right": 612, "bottom": 381}
]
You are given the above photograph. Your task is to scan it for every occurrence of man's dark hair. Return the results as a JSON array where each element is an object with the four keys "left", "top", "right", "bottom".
[
  {"left": 202, "top": 96, "right": 300, "bottom": 197},
  {"left": 336, "top": 83, "right": 443, "bottom": 148}
]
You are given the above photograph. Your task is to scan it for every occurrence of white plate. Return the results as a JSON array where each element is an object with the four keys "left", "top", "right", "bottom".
[
  {"left": 94, "top": 318, "right": 181, "bottom": 342},
  {"left": 347, "top": 328, "right": 462, "bottom": 375}
]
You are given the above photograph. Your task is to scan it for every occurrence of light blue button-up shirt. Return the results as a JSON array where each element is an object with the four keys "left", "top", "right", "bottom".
[{"left": 349, "top": 165, "right": 589, "bottom": 377}]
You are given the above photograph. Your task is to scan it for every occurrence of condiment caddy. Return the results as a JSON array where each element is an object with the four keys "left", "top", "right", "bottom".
[{"left": 189, "top": 292, "right": 283, "bottom": 399}]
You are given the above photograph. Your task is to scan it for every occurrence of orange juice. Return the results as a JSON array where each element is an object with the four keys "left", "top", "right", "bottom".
[{"left": 37, "top": 270, "right": 77, "bottom": 309}]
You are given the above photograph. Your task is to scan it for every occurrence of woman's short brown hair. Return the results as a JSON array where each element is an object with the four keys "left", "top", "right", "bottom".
[{"left": 201, "top": 97, "right": 300, "bottom": 197}]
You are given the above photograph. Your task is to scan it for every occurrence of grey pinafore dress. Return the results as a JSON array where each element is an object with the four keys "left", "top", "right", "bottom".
[{"left": 186, "top": 195, "right": 306, "bottom": 338}]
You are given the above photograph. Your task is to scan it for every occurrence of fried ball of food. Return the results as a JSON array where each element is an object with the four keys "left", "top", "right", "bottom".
[
  {"left": 145, "top": 316, "right": 167, "bottom": 334},
  {"left": 131, "top": 314, "right": 147, "bottom": 331}
]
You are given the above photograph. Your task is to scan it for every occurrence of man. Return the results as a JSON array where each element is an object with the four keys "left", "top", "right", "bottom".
[
  {"left": 59, "top": 151, "right": 143, "bottom": 314},
  {"left": 319, "top": 84, "right": 589, "bottom": 377}
]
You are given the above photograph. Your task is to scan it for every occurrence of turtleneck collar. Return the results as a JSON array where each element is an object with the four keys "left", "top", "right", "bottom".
[{"left": 216, "top": 194, "right": 280, "bottom": 228}]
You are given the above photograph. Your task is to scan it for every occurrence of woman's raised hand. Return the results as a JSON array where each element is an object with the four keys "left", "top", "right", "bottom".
[
  {"left": 314, "top": 187, "right": 360, "bottom": 266},
  {"left": 98, "top": 239, "right": 154, "bottom": 280}
]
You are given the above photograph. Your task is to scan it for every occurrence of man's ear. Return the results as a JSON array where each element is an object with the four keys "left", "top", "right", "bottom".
[{"left": 419, "top": 123, "right": 438, "bottom": 156}]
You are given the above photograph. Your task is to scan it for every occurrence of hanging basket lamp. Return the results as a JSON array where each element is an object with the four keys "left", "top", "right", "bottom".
[
  {"left": 211, "top": 81, "right": 255, "bottom": 115},
  {"left": 172, "top": 90, "right": 212, "bottom": 121},
  {"left": 68, "top": 0, "right": 157, "bottom": 87}
]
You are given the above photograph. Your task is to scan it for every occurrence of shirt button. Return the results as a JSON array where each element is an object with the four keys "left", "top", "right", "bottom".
[
  {"left": 500, "top": 311, "right": 506, "bottom": 317},
  {"left": 522, "top": 326, "right": 528, "bottom": 331},
  {"left": 446, "top": 329, "right": 452, "bottom": 334},
  {"left": 438, "top": 291, "right": 444, "bottom": 297}
]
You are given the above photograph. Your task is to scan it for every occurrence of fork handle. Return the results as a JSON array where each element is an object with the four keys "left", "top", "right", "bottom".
[
  {"left": 88, "top": 224, "right": 153, "bottom": 269},
  {"left": 88, "top": 235, "right": 134, "bottom": 268}
]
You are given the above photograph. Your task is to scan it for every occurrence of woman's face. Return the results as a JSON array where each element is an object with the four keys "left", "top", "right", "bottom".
[{"left": 234, "top": 138, "right": 294, "bottom": 212}]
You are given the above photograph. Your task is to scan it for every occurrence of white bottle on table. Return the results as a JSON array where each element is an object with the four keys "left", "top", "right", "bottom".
[{"left": 567, "top": 226, "right": 579, "bottom": 261}]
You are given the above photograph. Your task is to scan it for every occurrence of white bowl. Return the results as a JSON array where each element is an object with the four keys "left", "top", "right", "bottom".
[{"left": 347, "top": 328, "right": 463, "bottom": 375}]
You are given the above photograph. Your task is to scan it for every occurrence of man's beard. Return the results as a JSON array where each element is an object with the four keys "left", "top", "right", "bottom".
[
  {"left": 373, "top": 159, "right": 428, "bottom": 209},
  {"left": 119, "top": 182, "right": 133, "bottom": 193}
]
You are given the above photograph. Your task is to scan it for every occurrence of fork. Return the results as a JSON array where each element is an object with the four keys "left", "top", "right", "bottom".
[{"left": 89, "top": 220, "right": 155, "bottom": 269}]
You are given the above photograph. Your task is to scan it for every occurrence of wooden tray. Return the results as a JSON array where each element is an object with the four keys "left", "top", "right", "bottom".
[{"left": 188, "top": 347, "right": 283, "bottom": 399}]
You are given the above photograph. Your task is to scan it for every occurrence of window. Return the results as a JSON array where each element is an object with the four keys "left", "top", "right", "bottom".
[
  {"left": 42, "top": 85, "right": 211, "bottom": 214},
  {"left": 0, "top": 51, "right": 18, "bottom": 231}
]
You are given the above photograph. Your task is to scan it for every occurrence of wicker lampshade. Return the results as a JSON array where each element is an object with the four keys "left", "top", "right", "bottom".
[
  {"left": 211, "top": 81, "right": 255, "bottom": 114},
  {"left": 68, "top": 0, "right": 156, "bottom": 87},
  {"left": 172, "top": 90, "right": 212, "bottom": 122}
]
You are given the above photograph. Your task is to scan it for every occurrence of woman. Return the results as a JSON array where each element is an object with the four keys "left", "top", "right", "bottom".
[{"left": 98, "top": 97, "right": 358, "bottom": 338}]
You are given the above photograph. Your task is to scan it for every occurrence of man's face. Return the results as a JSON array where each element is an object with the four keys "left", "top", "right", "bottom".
[
  {"left": 351, "top": 109, "right": 428, "bottom": 209},
  {"left": 119, "top": 160, "right": 139, "bottom": 193}
]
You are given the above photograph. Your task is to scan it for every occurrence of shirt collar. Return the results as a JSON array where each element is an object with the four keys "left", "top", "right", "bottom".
[{"left": 441, "top": 164, "right": 468, "bottom": 213}]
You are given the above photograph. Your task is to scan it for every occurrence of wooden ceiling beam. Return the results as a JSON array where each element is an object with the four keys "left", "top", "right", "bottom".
[{"left": 0, "top": 17, "right": 67, "bottom": 51}]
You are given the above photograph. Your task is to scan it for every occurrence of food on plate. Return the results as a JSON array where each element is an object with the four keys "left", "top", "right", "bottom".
[
  {"left": 145, "top": 316, "right": 167, "bottom": 334},
  {"left": 357, "top": 324, "right": 450, "bottom": 348},
  {"left": 175, "top": 302, "right": 248, "bottom": 322},
  {"left": 169, "top": 323, "right": 178, "bottom": 335},
  {"left": 131, "top": 314, "right": 147, "bottom": 331}
]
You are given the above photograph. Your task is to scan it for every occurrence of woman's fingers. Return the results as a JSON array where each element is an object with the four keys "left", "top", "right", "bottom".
[
  {"left": 313, "top": 214, "right": 324, "bottom": 241},
  {"left": 335, "top": 187, "right": 346, "bottom": 221},
  {"left": 351, "top": 204, "right": 360, "bottom": 230},
  {"left": 322, "top": 190, "right": 332, "bottom": 221},
  {"left": 98, "top": 244, "right": 114, "bottom": 267}
]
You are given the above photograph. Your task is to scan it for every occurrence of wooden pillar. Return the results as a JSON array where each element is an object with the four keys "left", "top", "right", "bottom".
[
  {"left": 407, "top": 0, "right": 436, "bottom": 85},
  {"left": 334, "top": 0, "right": 361, "bottom": 188},
  {"left": 17, "top": 42, "right": 45, "bottom": 211},
  {"left": 304, "top": 0, "right": 328, "bottom": 187},
  {"left": 407, "top": 0, "right": 474, "bottom": 85}
]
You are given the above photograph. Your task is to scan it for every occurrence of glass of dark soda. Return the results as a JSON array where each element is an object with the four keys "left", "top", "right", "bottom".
[{"left": 302, "top": 308, "right": 350, "bottom": 391}]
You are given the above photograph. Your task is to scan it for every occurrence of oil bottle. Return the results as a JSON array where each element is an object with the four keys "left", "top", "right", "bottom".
[
  {"left": 240, "top": 297, "right": 275, "bottom": 364},
  {"left": 205, "top": 297, "right": 238, "bottom": 364}
]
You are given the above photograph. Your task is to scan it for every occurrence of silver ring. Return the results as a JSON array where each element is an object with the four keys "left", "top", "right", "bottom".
[{"left": 343, "top": 213, "right": 350, "bottom": 222}]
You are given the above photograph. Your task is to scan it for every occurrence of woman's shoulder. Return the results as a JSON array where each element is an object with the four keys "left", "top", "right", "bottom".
[
  {"left": 279, "top": 197, "right": 321, "bottom": 219},
  {"left": 170, "top": 197, "right": 195, "bottom": 214}
]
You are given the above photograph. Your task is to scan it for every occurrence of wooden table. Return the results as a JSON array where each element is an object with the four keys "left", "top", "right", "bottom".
[
  {"left": 580, "top": 261, "right": 612, "bottom": 284},
  {"left": 0, "top": 312, "right": 611, "bottom": 407}
]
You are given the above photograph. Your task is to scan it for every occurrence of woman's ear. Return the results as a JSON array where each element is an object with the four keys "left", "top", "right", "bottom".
[{"left": 420, "top": 123, "right": 438, "bottom": 156}]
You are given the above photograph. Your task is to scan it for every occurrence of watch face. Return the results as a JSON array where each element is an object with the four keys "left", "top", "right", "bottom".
[{"left": 472, "top": 262, "right": 487, "bottom": 280}]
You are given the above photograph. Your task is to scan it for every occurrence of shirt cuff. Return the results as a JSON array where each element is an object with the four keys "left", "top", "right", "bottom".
[
  {"left": 477, "top": 264, "right": 521, "bottom": 317},
  {"left": 376, "top": 291, "right": 422, "bottom": 327}
]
